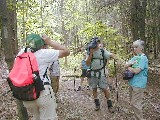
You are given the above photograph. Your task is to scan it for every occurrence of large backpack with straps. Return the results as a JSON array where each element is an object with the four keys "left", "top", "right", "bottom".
[
  {"left": 86, "top": 49, "right": 107, "bottom": 78},
  {"left": 91, "top": 49, "right": 107, "bottom": 71},
  {"left": 7, "top": 48, "right": 45, "bottom": 101}
]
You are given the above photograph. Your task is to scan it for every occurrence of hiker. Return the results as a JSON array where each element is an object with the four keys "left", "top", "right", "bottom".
[
  {"left": 21, "top": 33, "right": 70, "bottom": 120},
  {"left": 49, "top": 60, "right": 60, "bottom": 94},
  {"left": 77, "top": 54, "right": 90, "bottom": 91},
  {"left": 86, "top": 37, "right": 119, "bottom": 112},
  {"left": 124, "top": 40, "right": 148, "bottom": 120}
]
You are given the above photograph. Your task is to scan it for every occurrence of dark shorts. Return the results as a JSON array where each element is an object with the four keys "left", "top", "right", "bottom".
[{"left": 81, "top": 69, "right": 87, "bottom": 77}]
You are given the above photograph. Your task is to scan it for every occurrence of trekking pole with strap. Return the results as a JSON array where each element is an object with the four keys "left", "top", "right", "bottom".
[
  {"left": 113, "top": 40, "right": 120, "bottom": 111},
  {"left": 114, "top": 58, "right": 120, "bottom": 112}
]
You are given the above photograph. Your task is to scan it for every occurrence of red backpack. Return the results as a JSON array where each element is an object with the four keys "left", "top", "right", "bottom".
[{"left": 7, "top": 48, "right": 45, "bottom": 101}]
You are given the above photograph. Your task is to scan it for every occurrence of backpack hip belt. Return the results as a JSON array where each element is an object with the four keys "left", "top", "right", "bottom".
[{"left": 91, "top": 66, "right": 105, "bottom": 79}]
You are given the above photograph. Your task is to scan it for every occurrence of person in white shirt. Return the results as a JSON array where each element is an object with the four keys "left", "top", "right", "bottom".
[
  {"left": 21, "top": 33, "right": 70, "bottom": 120},
  {"left": 49, "top": 60, "right": 60, "bottom": 94}
]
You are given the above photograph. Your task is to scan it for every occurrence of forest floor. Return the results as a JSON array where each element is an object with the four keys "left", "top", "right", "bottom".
[{"left": 0, "top": 64, "right": 160, "bottom": 120}]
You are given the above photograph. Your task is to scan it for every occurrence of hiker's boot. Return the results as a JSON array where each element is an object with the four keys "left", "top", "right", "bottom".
[
  {"left": 107, "top": 100, "right": 114, "bottom": 113},
  {"left": 77, "top": 86, "right": 81, "bottom": 91},
  {"left": 94, "top": 99, "right": 100, "bottom": 111}
]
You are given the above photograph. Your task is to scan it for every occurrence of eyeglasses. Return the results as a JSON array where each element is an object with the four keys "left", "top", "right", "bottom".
[{"left": 130, "top": 46, "right": 139, "bottom": 51}]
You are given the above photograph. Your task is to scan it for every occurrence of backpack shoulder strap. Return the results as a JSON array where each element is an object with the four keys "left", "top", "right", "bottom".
[
  {"left": 24, "top": 47, "right": 34, "bottom": 53},
  {"left": 100, "top": 49, "right": 104, "bottom": 59},
  {"left": 100, "top": 48, "right": 107, "bottom": 66},
  {"left": 49, "top": 61, "right": 54, "bottom": 71},
  {"left": 43, "top": 67, "right": 49, "bottom": 78},
  {"left": 28, "top": 53, "right": 34, "bottom": 73},
  {"left": 28, "top": 51, "right": 48, "bottom": 81},
  {"left": 24, "top": 48, "right": 28, "bottom": 53}
]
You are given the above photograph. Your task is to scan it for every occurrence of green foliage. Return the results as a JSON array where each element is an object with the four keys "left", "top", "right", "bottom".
[
  {"left": 15, "top": 0, "right": 131, "bottom": 74},
  {"left": 17, "top": 0, "right": 57, "bottom": 47},
  {"left": 60, "top": 53, "right": 82, "bottom": 75}
]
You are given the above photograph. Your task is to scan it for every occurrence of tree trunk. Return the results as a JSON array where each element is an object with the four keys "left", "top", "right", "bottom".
[
  {"left": 138, "top": 0, "right": 147, "bottom": 41},
  {"left": 130, "top": 0, "right": 139, "bottom": 40},
  {"left": 138, "top": 0, "right": 147, "bottom": 52},
  {"left": 0, "top": 0, "right": 28, "bottom": 119},
  {"left": 130, "top": 0, "right": 147, "bottom": 51}
]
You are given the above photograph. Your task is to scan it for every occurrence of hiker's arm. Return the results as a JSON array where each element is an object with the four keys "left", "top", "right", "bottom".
[
  {"left": 124, "top": 63, "right": 132, "bottom": 68},
  {"left": 86, "top": 49, "right": 94, "bottom": 66},
  {"left": 110, "top": 53, "right": 123, "bottom": 65},
  {"left": 110, "top": 53, "right": 118, "bottom": 60},
  {"left": 42, "top": 35, "right": 70, "bottom": 58},
  {"left": 124, "top": 62, "right": 134, "bottom": 68},
  {"left": 128, "top": 67, "right": 141, "bottom": 74},
  {"left": 124, "top": 60, "right": 138, "bottom": 69}
]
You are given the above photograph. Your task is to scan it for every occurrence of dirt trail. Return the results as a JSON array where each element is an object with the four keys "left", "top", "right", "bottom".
[
  {"left": 56, "top": 75, "right": 160, "bottom": 120},
  {"left": 0, "top": 67, "right": 160, "bottom": 120}
]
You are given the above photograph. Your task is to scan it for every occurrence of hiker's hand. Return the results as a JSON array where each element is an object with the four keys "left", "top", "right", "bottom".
[
  {"left": 41, "top": 35, "right": 51, "bottom": 43},
  {"left": 125, "top": 61, "right": 136, "bottom": 68},
  {"left": 128, "top": 67, "right": 132, "bottom": 71},
  {"left": 89, "top": 48, "right": 94, "bottom": 55},
  {"left": 131, "top": 60, "right": 137, "bottom": 65}
]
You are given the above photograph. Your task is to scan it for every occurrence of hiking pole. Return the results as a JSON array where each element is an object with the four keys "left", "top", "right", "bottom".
[
  {"left": 113, "top": 40, "right": 120, "bottom": 112},
  {"left": 74, "top": 67, "right": 76, "bottom": 91},
  {"left": 114, "top": 59, "right": 120, "bottom": 111}
]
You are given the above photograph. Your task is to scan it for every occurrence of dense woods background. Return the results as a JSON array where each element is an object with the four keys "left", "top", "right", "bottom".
[{"left": 0, "top": 0, "right": 160, "bottom": 119}]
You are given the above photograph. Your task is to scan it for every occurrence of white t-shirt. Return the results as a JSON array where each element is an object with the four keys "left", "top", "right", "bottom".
[
  {"left": 18, "top": 48, "right": 59, "bottom": 83},
  {"left": 49, "top": 60, "right": 60, "bottom": 76}
]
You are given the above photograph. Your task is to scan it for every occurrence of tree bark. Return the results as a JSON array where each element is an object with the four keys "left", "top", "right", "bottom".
[
  {"left": 130, "top": 0, "right": 147, "bottom": 41},
  {"left": 138, "top": 0, "right": 147, "bottom": 41},
  {"left": 130, "top": 0, "right": 139, "bottom": 40}
]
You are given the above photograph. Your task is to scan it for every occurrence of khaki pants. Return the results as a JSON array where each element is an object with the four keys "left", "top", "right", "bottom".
[
  {"left": 50, "top": 76, "right": 59, "bottom": 94},
  {"left": 129, "top": 86, "right": 145, "bottom": 120},
  {"left": 23, "top": 85, "right": 57, "bottom": 120}
]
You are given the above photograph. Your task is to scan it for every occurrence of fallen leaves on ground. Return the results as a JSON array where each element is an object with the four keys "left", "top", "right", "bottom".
[{"left": 0, "top": 67, "right": 160, "bottom": 120}]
